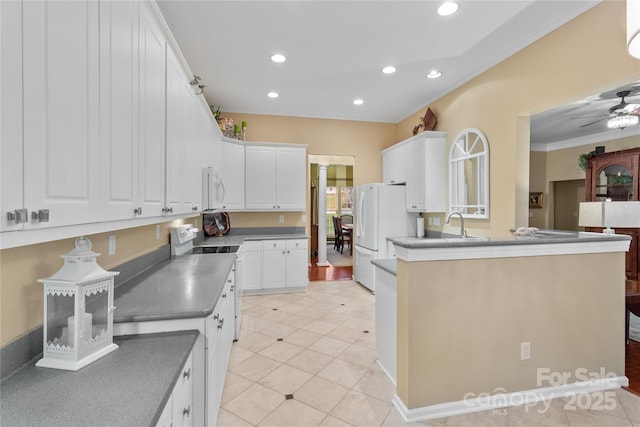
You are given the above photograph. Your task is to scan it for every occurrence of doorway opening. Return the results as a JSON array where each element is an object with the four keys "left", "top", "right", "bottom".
[
  {"left": 553, "top": 179, "right": 585, "bottom": 231},
  {"left": 308, "top": 155, "right": 354, "bottom": 281}
]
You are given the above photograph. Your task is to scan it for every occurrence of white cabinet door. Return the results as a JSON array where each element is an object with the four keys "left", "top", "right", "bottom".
[
  {"left": 245, "top": 145, "right": 278, "bottom": 210},
  {"left": 172, "top": 353, "right": 193, "bottom": 427},
  {"left": 99, "top": 0, "right": 140, "bottom": 221},
  {"left": 245, "top": 145, "right": 306, "bottom": 211},
  {"left": 286, "top": 239, "right": 309, "bottom": 287},
  {"left": 0, "top": 0, "right": 24, "bottom": 232},
  {"left": 22, "top": 0, "right": 100, "bottom": 228},
  {"left": 405, "top": 134, "right": 446, "bottom": 212},
  {"left": 220, "top": 141, "right": 245, "bottom": 210},
  {"left": 138, "top": 2, "right": 166, "bottom": 218},
  {"left": 240, "top": 243, "right": 262, "bottom": 292},
  {"left": 276, "top": 147, "right": 306, "bottom": 210},
  {"left": 165, "top": 47, "right": 187, "bottom": 215},
  {"left": 405, "top": 139, "right": 424, "bottom": 211},
  {"left": 262, "top": 240, "right": 286, "bottom": 289},
  {"left": 382, "top": 145, "right": 406, "bottom": 185}
]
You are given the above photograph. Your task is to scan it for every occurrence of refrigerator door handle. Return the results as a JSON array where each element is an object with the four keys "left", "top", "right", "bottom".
[{"left": 357, "top": 190, "right": 365, "bottom": 238}]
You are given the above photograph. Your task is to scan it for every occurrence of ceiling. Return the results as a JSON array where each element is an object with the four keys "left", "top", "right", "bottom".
[
  {"left": 530, "top": 81, "right": 640, "bottom": 150},
  {"left": 155, "top": 0, "right": 640, "bottom": 147}
]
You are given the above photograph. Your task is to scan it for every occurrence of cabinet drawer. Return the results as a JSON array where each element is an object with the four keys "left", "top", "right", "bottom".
[
  {"left": 242, "top": 240, "right": 262, "bottom": 251},
  {"left": 286, "top": 239, "right": 308, "bottom": 250},
  {"left": 263, "top": 240, "right": 286, "bottom": 250}
]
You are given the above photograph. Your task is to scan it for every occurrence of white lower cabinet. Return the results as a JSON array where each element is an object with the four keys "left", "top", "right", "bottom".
[
  {"left": 239, "top": 241, "right": 262, "bottom": 292},
  {"left": 157, "top": 352, "right": 194, "bottom": 427},
  {"left": 240, "top": 239, "right": 308, "bottom": 293},
  {"left": 285, "top": 239, "right": 309, "bottom": 288},
  {"left": 262, "top": 240, "right": 287, "bottom": 289},
  {"left": 206, "top": 269, "right": 234, "bottom": 425}
]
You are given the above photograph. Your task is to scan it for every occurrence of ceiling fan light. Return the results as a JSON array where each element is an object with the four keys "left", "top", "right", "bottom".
[
  {"left": 607, "top": 114, "right": 639, "bottom": 129},
  {"left": 628, "top": 0, "right": 640, "bottom": 59}
]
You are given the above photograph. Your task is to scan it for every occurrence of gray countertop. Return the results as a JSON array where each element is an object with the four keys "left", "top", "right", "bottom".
[
  {"left": 199, "top": 233, "right": 308, "bottom": 247},
  {"left": 0, "top": 330, "right": 199, "bottom": 427},
  {"left": 389, "top": 230, "right": 631, "bottom": 249},
  {"left": 114, "top": 253, "right": 237, "bottom": 323},
  {"left": 371, "top": 259, "right": 397, "bottom": 276}
]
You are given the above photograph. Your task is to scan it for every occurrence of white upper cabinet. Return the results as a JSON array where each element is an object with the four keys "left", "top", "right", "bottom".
[
  {"left": 138, "top": 1, "right": 167, "bottom": 218},
  {"left": 22, "top": 0, "right": 101, "bottom": 229},
  {"left": 405, "top": 132, "right": 446, "bottom": 212},
  {"left": 219, "top": 141, "right": 245, "bottom": 210},
  {"left": 165, "top": 46, "right": 189, "bottom": 215},
  {"left": 245, "top": 145, "right": 306, "bottom": 211},
  {"left": 0, "top": 0, "right": 24, "bottom": 232},
  {"left": 99, "top": 0, "right": 140, "bottom": 221},
  {"left": 382, "top": 144, "right": 406, "bottom": 185}
]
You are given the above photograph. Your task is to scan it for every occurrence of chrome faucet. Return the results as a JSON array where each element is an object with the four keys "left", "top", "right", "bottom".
[{"left": 445, "top": 211, "right": 467, "bottom": 238}]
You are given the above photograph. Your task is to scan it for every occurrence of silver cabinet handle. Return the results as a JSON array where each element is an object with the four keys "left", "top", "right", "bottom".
[
  {"left": 183, "top": 368, "right": 191, "bottom": 379},
  {"left": 133, "top": 207, "right": 142, "bottom": 215},
  {"left": 214, "top": 313, "right": 219, "bottom": 321},
  {"left": 7, "top": 209, "right": 28, "bottom": 224},
  {"left": 183, "top": 405, "right": 191, "bottom": 417},
  {"left": 31, "top": 209, "right": 50, "bottom": 222},
  {"left": 222, "top": 293, "right": 227, "bottom": 299},
  {"left": 218, "top": 318, "right": 224, "bottom": 329},
  {"left": 192, "top": 206, "right": 198, "bottom": 211}
]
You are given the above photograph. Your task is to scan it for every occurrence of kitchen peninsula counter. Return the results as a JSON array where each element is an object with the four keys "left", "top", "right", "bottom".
[{"left": 386, "top": 231, "right": 632, "bottom": 423}]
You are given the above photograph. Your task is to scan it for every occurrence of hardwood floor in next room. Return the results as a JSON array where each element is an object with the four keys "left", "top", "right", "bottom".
[{"left": 309, "top": 257, "right": 353, "bottom": 282}]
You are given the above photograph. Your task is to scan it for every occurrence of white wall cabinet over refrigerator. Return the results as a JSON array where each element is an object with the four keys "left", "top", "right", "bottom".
[
  {"left": 245, "top": 145, "right": 306, "bottom": 211},
  {"left": 382, "top": 144, "right": 406, "bottom": 185},
  {"left": 405, "top": 132, "right": 447, "bottom": 212}
]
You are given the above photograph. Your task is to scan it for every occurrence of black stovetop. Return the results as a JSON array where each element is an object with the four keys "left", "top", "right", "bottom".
[{"left": 191, "top": 245, "right": 240, "bottom": 254}]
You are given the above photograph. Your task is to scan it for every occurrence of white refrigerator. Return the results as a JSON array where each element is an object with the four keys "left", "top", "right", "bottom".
[{"left": 354, "top": 183, "right": 418, "bottom": 292}]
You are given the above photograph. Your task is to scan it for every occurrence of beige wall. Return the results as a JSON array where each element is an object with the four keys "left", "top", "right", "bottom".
[
  {"left": 0, "top": 218, "right": 195, "bottom": 347},
  {"left": 398, "top": 0, "right": 639, "bottom": 238},
  {"left": 396, "top": 252, "right": 626, "bottom": 408}
]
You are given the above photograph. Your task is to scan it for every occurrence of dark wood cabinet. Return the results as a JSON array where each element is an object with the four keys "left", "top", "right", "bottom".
[{"left": 586, "top": 147, "right": 640, "bottom": 288}]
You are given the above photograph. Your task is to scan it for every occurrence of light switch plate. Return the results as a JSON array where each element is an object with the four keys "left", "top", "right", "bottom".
[
  {"left": 279, "top": 215, "right": 285, "bottom": 223},
  {"left": 301, "top": 214, "right": 307, "bottom": 223},
  {"left": 155, "top": 225, "right": 160, "bottom": 240},
  {"left": 433, "top": 217, "right": 441, "bottom": 226}
]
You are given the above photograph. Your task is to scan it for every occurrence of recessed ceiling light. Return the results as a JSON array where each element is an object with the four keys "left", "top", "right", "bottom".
[
  {"left": 271, "top": 54, "right": 286, "bottom": 63},
  {"left": 426, "top": 70, "right": 442, "bottom": 79},
  {"left": 268, "top": 91, "right": 279, "bottom": 98},
  {"left": 437, "top": 1, "right": 458, "bottom": 16},
  {"left": 353, "top": 99, "right": 364, "bottom": 105},
  {"left": 382, "top": 66, "right": 396, "bottom": 74}
]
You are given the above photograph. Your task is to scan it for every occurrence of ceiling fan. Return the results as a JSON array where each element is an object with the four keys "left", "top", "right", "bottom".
[{"left": 576, "top": 90, "right": 640, "bottom": 129}]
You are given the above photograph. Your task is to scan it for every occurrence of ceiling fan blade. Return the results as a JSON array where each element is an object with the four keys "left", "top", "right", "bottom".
[{"left": 579, "top": 117, "right": 607, "bottom": 128}]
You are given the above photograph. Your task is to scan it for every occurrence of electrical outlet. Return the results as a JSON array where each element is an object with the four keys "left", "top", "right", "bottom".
[
  {"left": 108, "top": 235, "right": 116, "bottom": 256},
  {"left": 279, "top": 215, "right": 285, "bottom": 223},
  {"left": 301, "top": 214, "right": 307, "bottom": 223},
  {"left": 194, "top": 219, "right": 198, "bottom": 229},
  {"left": 428, "top": 217, "right": 433, "bottom": 226},
  {"left": 156, "top": 225, "right": 160, "bottom": 240},
  {"left": 521, "top": 342, "right": 531, "bottom": 360}
]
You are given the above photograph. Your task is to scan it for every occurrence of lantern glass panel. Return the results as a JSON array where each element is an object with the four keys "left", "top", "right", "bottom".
[
  {"left": 85, "top": 286, "right": 108, "bottom": 344},
  {"left": 46, "top": 291, "right": 75, "bottom": 348}
]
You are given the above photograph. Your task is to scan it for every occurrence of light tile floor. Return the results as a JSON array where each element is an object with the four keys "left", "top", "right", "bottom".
[{"left": 218, "top": 280, "right": 640, "bottom": 426}]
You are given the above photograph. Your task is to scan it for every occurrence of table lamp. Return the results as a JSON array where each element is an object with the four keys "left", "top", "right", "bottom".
[{"left": 579, "top": 200, "right": 640, "bottom": 234}]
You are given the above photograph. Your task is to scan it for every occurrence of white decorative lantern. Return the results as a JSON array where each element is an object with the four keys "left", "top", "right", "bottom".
[{"left": 36, "top": 237, "right": 119, "bottom": 371}]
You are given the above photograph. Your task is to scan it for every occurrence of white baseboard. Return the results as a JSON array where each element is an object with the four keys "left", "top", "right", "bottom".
[
  {"left": 376, "top": 360, "right": 396, "bottom": 387},
  {"left": 392, "top": 376, "right": 629, "bottom": 423}
]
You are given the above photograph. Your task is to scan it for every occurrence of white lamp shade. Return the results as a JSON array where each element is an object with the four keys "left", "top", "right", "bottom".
[
  {"left": 629, "top": 0, "right": 640, "bottom": 59},
  {"left": 579, "top": 201, "right": 640, "bottom": 229},
  {"left": 604, "top": 201, "right": 640, "bottom": 228},
  {"left": 578, "top": 202, "right": 605, "bottom": 227}
]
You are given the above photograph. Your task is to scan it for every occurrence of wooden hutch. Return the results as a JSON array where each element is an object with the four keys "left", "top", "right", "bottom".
[{"left": 585, "top": 147, "right": 640, "bottom": 291}]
